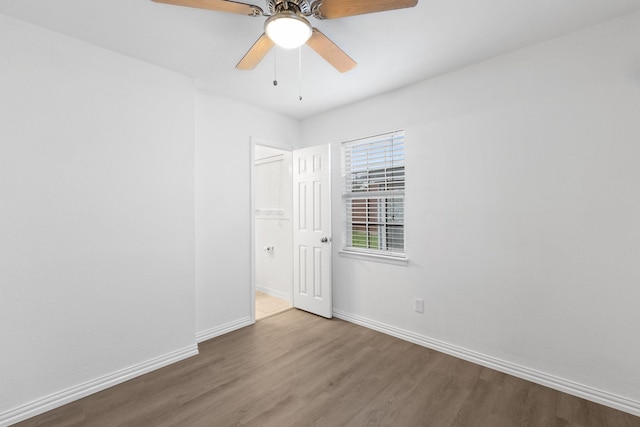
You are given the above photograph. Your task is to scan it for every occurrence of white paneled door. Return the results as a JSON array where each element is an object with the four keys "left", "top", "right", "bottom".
[{"left": 293, "top": 144, "right": 332, "bottom": 318}]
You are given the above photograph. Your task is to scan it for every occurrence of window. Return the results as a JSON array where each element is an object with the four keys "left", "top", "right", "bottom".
[{"left": 342, "top": 131, "right": 405, "bottom": 258}]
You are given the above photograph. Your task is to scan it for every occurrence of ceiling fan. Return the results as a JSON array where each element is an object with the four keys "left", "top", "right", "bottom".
[{"left": 152, "top": 0, "right": 418, "bottom": 73}]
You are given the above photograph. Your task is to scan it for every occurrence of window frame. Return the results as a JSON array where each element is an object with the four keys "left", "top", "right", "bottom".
[{"left": 340, "top": 131, "right": 407, "bottom": 265}]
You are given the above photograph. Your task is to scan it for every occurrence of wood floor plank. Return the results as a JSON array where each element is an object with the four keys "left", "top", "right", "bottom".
[{"left": 14, "top": 309, "right": 640, "bottom": 427}]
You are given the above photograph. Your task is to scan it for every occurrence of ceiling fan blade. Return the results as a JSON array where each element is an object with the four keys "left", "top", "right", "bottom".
[
  {"left": 316, "top": 0, "right": 417, "bottom": 19},
  {"left": 306, "top": 28, "right": 357, "bottom": 73},
  {"left": 152, "top": 0, "right": 262, "bottom": 16},
  {"left": 236, "top": 34, "right": 275, "bottom": 70}
]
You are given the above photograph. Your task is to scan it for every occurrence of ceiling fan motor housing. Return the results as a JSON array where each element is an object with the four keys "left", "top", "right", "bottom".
[{"left": 267, "top": 0, "right": 313, "bottom": 16}]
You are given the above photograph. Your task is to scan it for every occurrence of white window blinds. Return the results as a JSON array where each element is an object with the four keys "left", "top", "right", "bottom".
[{"left": 342, "top": 131, "right": 405, "bottom": 256}]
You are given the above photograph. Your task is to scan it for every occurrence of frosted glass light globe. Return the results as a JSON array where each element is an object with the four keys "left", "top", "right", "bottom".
[{"left": 265, "top": 11, "right": 312, "bottom": 49}]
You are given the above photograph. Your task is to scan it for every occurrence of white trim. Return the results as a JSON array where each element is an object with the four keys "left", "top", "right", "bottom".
[
  {"left": 332, "top": 309, "right": 640, "bottom": 418},
  {"left": 256, "top": 285, "right": 292, "bottom": 302},
  {"left": 250, "top": 138, "right": 257, "bottom": 323},
  {"left": 0, "top": 345, "right": 198, "bottom": 427},
  {"left": 196, "top": 316, "right": 253, "bottom": 343},
  {"left": 339, "top": 249, "right": 409, "bottom": 266}
]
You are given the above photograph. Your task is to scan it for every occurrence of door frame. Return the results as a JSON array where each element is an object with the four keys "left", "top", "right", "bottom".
[{"left": 250, "top": 137, "right": 294, "bottom": 323}]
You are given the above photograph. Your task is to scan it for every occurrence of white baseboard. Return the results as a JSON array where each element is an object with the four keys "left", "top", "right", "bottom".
[
  {"left": 0, "top": 345, "right": 199, "bottom": 427},
  {"left": 255, "top": 285, "right": 291, "bottom": 302},
  {"left": 333, "top": 309, "right": 640, "bottom": 417},
  {"left": 196, "top": 316, "right": 253, "bottom": 343}
]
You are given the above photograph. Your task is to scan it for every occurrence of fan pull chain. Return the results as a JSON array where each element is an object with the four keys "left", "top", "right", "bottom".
[
  {"left": 298, "top": 46, "right": 303, "bottom": 101},
  {"left": 273, "top": 47, "right": 278, "bottom": 86}
]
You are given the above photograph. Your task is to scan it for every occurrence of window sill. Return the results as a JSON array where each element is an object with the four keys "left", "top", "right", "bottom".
[{"left": 338, "top": 250, "right": 409, "bottom": 266}]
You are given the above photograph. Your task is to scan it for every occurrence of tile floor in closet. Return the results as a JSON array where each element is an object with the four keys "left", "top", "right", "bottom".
[{"left": 255, "top": 290, "right": 291, "bottom": 320}]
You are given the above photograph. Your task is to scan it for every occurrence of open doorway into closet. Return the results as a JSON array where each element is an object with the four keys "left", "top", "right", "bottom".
[{"left": 253, "top": 143, "right": 293, "bottom": 320}]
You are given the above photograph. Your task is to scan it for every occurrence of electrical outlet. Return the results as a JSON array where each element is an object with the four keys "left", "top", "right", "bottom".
[{"left": 414, "top": 298, "right": 424, "bottom": 314}]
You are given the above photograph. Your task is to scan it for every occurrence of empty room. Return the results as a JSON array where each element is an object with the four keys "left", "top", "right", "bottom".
[{"left": 1, "top": 0, "right": 640, "bottom": 425}]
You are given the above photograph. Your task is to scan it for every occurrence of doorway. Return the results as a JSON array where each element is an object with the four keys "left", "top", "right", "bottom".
[{"left": 252, "top": 143, "right": 293, "bottom": 320}]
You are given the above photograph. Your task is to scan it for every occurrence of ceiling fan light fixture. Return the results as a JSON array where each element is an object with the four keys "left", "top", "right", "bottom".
[{"left": 265, "top": 10, "right": 312, "bottom": 49}]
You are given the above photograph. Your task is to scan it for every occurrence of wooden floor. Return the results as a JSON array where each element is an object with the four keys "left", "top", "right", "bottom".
[{"left": 16, "top": 310, "right": 640, "bottom": 427}]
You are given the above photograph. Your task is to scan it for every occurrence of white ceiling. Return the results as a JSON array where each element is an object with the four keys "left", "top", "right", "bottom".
[{"left": 2, "top": 0, "right": 640, "bottom": 119}]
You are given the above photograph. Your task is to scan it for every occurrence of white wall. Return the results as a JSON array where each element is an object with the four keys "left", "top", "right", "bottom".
[
  {"left": 0, "top": 15, "right": 196, "bottom": 423},
  {"left": 195, "top": 91, "right": 300, "bottom": 338},
  {"left": 255, "top": 146, "right": 293, "bottom": 300},
  {"left": 301, "top": 11, "right": 640, "bottom": 411}
]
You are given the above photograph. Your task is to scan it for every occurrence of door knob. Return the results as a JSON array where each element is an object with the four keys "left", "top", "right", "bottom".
[{"left": 321, "top": 237, "right": 329, "bottom": 243}]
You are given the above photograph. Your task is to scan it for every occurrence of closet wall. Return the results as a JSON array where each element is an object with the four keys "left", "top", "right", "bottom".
[{"left": 254, "top": 146, "right": 293, "bottom": 300}]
